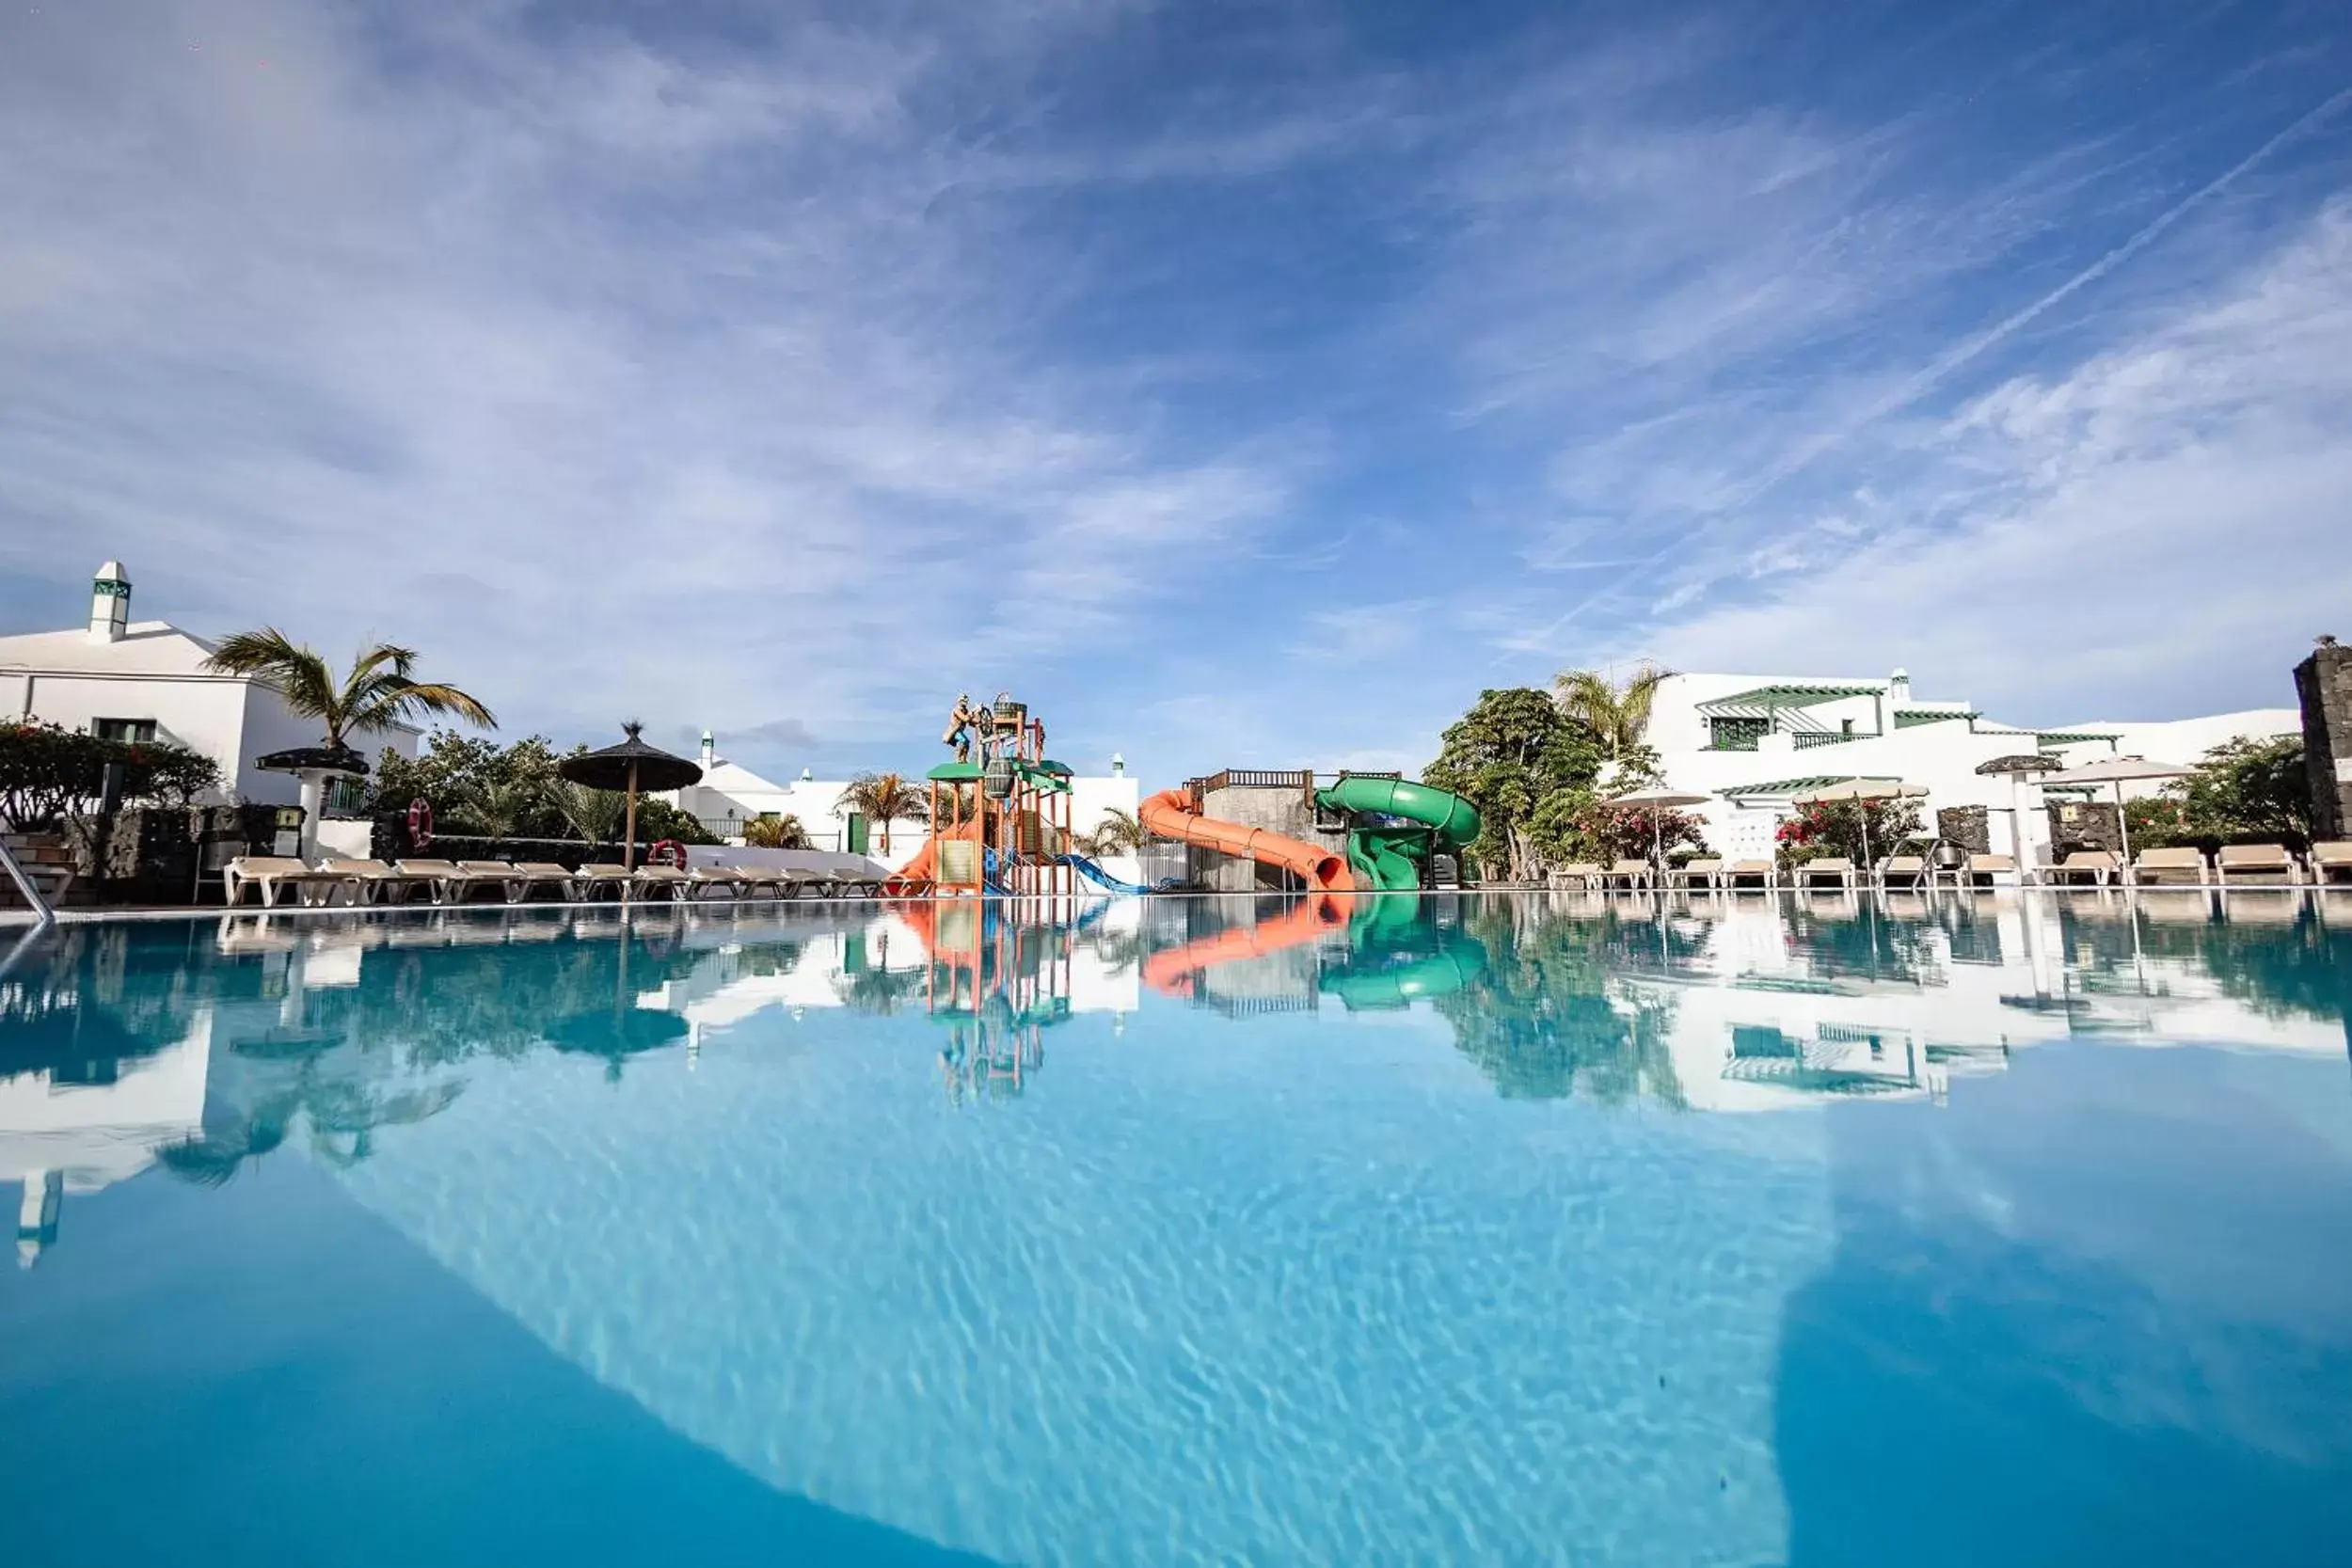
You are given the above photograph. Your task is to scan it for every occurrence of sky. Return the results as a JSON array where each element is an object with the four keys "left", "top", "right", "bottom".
[{"left": 4, "top": 0, "right": 2350, "bottom": 787}]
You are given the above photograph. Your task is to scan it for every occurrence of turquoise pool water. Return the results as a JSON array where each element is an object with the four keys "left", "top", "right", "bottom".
[{"left": 3, "top": 891, "right": 2349, "bottom": 1565}]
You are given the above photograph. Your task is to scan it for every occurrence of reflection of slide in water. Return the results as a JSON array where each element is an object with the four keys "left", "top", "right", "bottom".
[
  {"left": 1141, "top": 895, "right": 1347, "bottom": 997},
  {"left": 1139, "top": 786, "right": 1358, "bottom": 892}
]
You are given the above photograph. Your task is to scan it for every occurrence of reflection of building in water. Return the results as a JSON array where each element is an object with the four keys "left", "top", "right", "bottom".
[
  {"left": 1597, "top": 892, "right": 2347, "bottom": 1112},
  {"left": 2, "top": 927, "right": 213, "bottom": 1266}
]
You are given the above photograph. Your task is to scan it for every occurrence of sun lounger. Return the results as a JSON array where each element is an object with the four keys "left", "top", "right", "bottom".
[
  {"left": 2312, "top": 842, "right": 2352, "bottom": 886},
  {"left": 1794, "top": 856, "right": 1856, "bottom": 891},
  {"left": 2131, "top": 846, "right": 2209, "bottom": 887},
  {"left": 1722, "top": 860, "right": 1775, "bottom": 891},
  {"left": 730, "top": 865, "right": 786, "bottom": 898},
  {"left": 1964, "top": 852, "right": 2020, "bottom": 888},
  {"left": 776, "top": 868, "right": 831, "bottom": 899},
  {"left": 502, "top": 863, "right": 580, "bottom": 903},
  {"left": 823, "top": 869, "right": 882, "bottom": 897},
  {"left": 222, "top": 856, "right": 351, "bottom": 909},
  {"left": 1873, "top": 854, "right": 1928, "bottom": 889},
  {"left": 572, "top": 863, "right": 634, "bottom": 899},
  {"left": 1549, "top": 863, "right": 1604, "bottom": 890},
  {"left": 2046, "top": 850, "right": 2119, "bottom": 887},
  {"left": 453, "top": 860, "right": 534, "bottom": 904},
  {"left": 685, "top": 866, "right": 747, "bottom": 900},
  {"left": 326, "top": 858, "right": 440, "bottom": 906},
  {"left": 391, "top": 859, "right": 510, "bottom": 905},
  {"left": 1598, "top": 859, "right": 1653, "bottom": 890},
  {"left": 2217, "top": 843, "right": 2298, "bottom": 885},
  {"left": 1664, "top": 857, "right": 1723, "bottom": 891},
  {"left": 630, "top": 863, "right": 691, "bottom": 899}
]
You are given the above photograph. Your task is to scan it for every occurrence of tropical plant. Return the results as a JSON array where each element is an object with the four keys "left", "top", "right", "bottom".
[
  {"left": 1529, "top": 788, "right": 1709, "bottom": 867},
  {"left": 1422, "top": 688, "right": 1605, "bottom": 881},
  {"left": 200, "top": 630, "right": 496, "bottom": 751},
  {"left": 1774, "top": 797, "right": 1923, "bottom": 868},
  {"left": 2169, "top": 735, "right": 2312, "bottom": 845},
  {"left": 743, "top": 813, "right": 809, "bottom": 849},
  {"left": 836, "top": 771, "right": 930, "bottom": 852},
  {"left": 1553, "top": 663, "right": 1669, "bottom": 766},
  {"left": 1073, "top": 806, "right": 1146, "bottom": 858},
  {"left": 555, "top": 778, "right": 628, "bottom": 844},
  {"left": 0, "top": 721, "right": 222, "bottom": 829}
]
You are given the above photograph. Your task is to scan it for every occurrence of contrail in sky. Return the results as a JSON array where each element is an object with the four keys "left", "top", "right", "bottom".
[{"left": 1514, "top": 82, "right": 2352, "bottom": 660}]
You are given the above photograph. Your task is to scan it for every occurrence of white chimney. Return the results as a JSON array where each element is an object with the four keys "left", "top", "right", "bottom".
[
  {"left": 1111, "top": 752, "right": 1125, "bottom": 776},
  {"left": 1887, "top": 667, "right": 1911, "bottom": 706},
  {"left": 699, "top": 730, "right": 716, "bottom": 770},
  {"left": 88, "top": 561, "right": 131, "bottom": 643}
]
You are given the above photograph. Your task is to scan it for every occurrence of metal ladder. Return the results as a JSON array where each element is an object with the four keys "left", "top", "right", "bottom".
[{"left": 0, "top": 833, "right": 57, "bottom": 927}]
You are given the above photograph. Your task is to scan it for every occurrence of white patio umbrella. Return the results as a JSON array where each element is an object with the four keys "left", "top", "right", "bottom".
[
  {"left": 1786, "top": 779, "right": 1928, "bottom": 874},
  {"left": 2033, "top": 755, "right": 2196, "bottom": 879},
  {"left": 1607, "top": 786, "right": 1711, "bottom": 868}
]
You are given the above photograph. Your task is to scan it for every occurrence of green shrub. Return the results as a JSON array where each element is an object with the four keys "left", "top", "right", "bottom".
[{"left": 0, "top": 722, "right": 222, "bottom": 830}]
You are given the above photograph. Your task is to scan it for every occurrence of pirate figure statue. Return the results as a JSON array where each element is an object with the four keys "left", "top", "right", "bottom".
[{"left": 941, "top": 693, "right": 977, "bottom": 763}]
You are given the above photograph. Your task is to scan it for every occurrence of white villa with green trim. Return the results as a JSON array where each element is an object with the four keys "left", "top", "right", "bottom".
[{"left": 1648, "top": 669, "right": 2299, "bottom": 864}]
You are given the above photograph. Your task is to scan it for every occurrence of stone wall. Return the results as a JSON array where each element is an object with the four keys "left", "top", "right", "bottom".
[
  {"left": 2296, "top": 636, "right": 2352, "bottom": 841},
  {"left": 2046, "top": 799, "right": 2122, "bottom": 857},
  {"left": 1936, "top": 805, "right": 1991, "bottom": 854},
  {"left": 1193, "top": 779, "right": 1347, "bottom": 893}
]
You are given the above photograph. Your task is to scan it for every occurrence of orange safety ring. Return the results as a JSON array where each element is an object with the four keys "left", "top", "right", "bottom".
[
  {"left": 408, "top": 798, "right": 435, "bottom": 848},
  {"left": 647, "top": 839, "right": 687, "bottom": 868}
]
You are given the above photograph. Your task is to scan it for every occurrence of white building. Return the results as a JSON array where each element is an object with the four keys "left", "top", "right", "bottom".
[
  {"left": 0, "top": 561, "right": 421, "bottom": 808},
  {"left": 670, "top": 730, "right": 1142, "bottom": 874},
  {"left": 1647, "top": 668, "right": 2298, "bottom": 865}
]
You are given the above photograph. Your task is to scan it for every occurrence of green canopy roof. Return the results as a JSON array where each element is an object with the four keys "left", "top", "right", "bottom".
[
  {"left": 1714, "top": 773, "right": 1904, "bottom": 800},
  {"left": 927, "top": 761, "right": 983, "bottom": 782}
]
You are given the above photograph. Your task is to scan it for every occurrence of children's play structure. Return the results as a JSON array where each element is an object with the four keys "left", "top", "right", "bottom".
[{"left": 885, "top": 692, "right": 1482, "bottom": 897}]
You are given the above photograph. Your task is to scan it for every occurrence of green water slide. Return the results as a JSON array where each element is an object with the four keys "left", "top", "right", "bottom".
[{"left": 1312, "top": 776, "right": 1482, "bottom": 892}]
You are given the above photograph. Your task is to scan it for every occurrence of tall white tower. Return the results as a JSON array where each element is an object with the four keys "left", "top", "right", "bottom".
[{"left": 88, "top": 561, "right": 131, "bottom": 643}]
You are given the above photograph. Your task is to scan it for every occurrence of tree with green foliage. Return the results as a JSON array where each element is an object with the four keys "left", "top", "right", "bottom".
[
  {"left": 200, "top": 631, "right": 495, "bottom": 751},
  {"left": 1552, "top": 663, "right": 1668, "bottom": 767},
  {"left": 1422, "top": 688, "right": 1605, "bottom": 881},
  {"left": 836, "top": 771, "right": 929, "bottom": 853},
  {"left": 0, "top": 722, "right": 221, "bottom": 829},
  {"left": 2175, "top": 735, "right": 2312, "bottom": 843}
]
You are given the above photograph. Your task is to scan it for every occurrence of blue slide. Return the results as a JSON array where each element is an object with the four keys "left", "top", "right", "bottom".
[{"left": 1061, "top": 853, "right": 1175, "bottom": 895}]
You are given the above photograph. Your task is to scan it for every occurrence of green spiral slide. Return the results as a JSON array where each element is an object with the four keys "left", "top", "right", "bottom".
[{"left": 1312, "top": 776, "right": 1482, "bottom": 892}]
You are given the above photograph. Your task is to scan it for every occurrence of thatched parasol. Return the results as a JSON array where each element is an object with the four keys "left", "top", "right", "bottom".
[{"left": 558, "top": 722, "right": 703, "bottom": 871}]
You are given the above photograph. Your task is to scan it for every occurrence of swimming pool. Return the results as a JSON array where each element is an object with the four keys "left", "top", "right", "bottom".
[{"left": 4, "top": 891, "right": 2349, "bottom": 1565}]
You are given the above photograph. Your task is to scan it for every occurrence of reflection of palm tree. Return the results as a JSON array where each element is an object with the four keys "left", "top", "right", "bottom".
[{"left": 836, "top": 964, "right": 925, "bottom": 1016}]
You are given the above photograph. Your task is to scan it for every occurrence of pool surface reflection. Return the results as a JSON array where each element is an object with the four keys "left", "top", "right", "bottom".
[{"left": 4, "top": 892, "right": 2350, "bottom": 1565}]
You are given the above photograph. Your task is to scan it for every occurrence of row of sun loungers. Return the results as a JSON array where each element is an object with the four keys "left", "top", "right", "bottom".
[
  {"left": 222, "top": 856, "right": 888, "bottom": 909},
  {"left": 1541, "top": 842, "right": 2352, "bottom": 894}
]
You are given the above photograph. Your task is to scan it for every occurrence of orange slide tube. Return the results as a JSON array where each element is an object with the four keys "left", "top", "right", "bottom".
[
  {"left": 1137, "top": 785, "right": 1360, "bottom": 895},
  {"left": 882, "top": 815, "right": 985, "bottom": 895},
  {"left": 1141, "top": 894, "right": 1346, "bottom": 997}
]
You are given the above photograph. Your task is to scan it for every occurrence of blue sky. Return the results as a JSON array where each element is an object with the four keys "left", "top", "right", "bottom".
[{"left": 4, "top": 1, "right": 2350, "bottom": 786}]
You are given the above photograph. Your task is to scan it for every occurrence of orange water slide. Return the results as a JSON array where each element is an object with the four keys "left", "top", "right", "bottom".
[
  {"left": 1137, "top": 785, "right": 1360, "bottom": 895},
  {"left": 1140, "top": 894, "right": 1347, "bottom": 997},
  {"left": 882, "top": 815, "right": 985, "bottom": 895}
]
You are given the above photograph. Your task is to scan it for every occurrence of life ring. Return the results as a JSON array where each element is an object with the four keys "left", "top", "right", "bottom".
[
  {"left": 648, "top": 839, "right": 687, "bottom": 868},
  {"left": 408, "top": 798, "right": 435, "bottom": 848}
]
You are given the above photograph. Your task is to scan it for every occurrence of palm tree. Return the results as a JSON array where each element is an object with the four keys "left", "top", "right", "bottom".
[
  {"left": 555, "top": 779, "right": 628, "bottom": 846},
  {"left": 836, "top": 771, "right": 929, "bottom": 853},
  {"left": 1553, "top": 662, "right": 1668, "bottom": 764},
  {"left": 201, "top": 630, "right": 497, "bottom": 748},
  {"left": 1073, "top": 806, "right": 1146, "bottom": 858}
]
